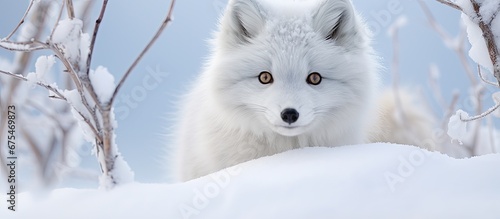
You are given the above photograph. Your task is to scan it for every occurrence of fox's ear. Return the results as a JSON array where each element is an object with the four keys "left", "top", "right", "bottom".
[
  {"left": 312, "top": 0, "right": 359, "bottom": 45},
  {"left": 222, "top": 0, "right": 266, "bottom": 44}
]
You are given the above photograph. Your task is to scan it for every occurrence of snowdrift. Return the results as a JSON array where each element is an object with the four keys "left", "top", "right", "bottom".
[{"left": 2, "top": 143, "right": 500, "bottom": 219}]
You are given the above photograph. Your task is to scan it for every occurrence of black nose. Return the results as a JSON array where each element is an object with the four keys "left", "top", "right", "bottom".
[{"left": 281, "top": 108, "right": 299, "bottom": 124}]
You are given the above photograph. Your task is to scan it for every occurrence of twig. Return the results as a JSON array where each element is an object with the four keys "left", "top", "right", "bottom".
[
  {"left": 49, "top": 43, "right": 101, "bottom": 129},
  {"left": 110, "top": 0, "right": 176, "bottom": 105},
  {"left": 388, "top": 16, "right": 408, "bottom": 127},
  {"left": 85, "top": 0, "right": 109, "bottom": 76},
  {"left": 487, "top": 116, "right": 497, "bottom": 153},
  {"left": 49, "top": 0, "right": 66, "bottom": 41},
  {"left": 27, "top": 99, "right": 77, "bottom": 182},
  {"left": 5, "top": 0, "right": 35, "bottom": 40},
  {"left": 0, "top": 40, "right": 48, "bottom": 52},
  {"left": 441, "top": 92, "right": 460, "bottom": 131},
  {"left": 21, "top": 126, "right": 45, "bottom": 173},
  {"left": 488, "top": 3, "right": 500, "bottom": 25},
  {"left": 0, "top": 69, "right": 67, "bottom": 100},
  {"left": 460, "top": 102, "right": 500, "bottom": 122},
  {"left": 79, "top": 0, "right": 95, "bottom": 30},
  {"left": 77, "top": 0, "right": 110, "bottom": 115},
  {"left": 428, "top": 65, "right": 447, "bottom": 110},
  {"left": 436, "top": 0, "right": 462, "bottom": 11},
  {"left": 478, "top": 65, "right": 498, "bottom": 86},
  {"left": 420, "top": 0, "right": 478, "bottom": 85},
  {"left": 65, "top": 0, "right": 75, "bottom": 19},
  {"left": 0, "top": 1, "right": 48, "bottom": 179},
  {"left": 456, "top": 31, "right": 479, "bottom": 86}
]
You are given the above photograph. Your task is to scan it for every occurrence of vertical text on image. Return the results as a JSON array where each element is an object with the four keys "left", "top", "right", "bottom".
[{"left": 5, "top": 105, "right": 17, "bottom": 212}]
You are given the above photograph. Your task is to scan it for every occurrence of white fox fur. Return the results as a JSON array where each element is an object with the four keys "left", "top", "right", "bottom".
[{"left": 172, "top": 0, "right": 434, "bottom": 181}]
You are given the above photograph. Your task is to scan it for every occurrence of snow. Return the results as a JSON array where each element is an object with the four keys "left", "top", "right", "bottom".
[
  {"left": 0, "top": 40, "right": 30, "bottom": 50},
  {"left": 448, "top": 110, "right": 469, "bottom": 143},
  {"left": 52, "top": 19, "right": 85, "bottom": 67},
  {"left": 34, "top": 55, "right": 56, "bottom": 81},
  {"left": 52, "top": 19, "right": 83, "bottom": 45},
  {"left": 25, "top": 72, "right": 38, "bottom": 87},
  {"left": 462, "top": 12, "right": 494, "bottom": 72},
  {"left": 2, "top": 143, "right": 499, "bottom": 218},
  {"left": 89, "top": 66, "right": 116, "bottom": 104},
  {"left": 456, "top": 0, "right": 500, "bottom": 74}
]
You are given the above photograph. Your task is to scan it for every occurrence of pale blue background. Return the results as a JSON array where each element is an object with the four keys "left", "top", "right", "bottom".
[{"left": 0, "top": 0, "right": 480, "bottom": 187}]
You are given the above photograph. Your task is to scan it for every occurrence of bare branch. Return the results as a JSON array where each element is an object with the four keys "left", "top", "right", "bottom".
[
  {"left": 488, "top": 3, "right": 500, "bottom": 25},
  {"left": 0, "top": 1, "right": 49, "bottom": 179},
  {"left": 419, "top": 0, "right": 452, "bottom": 41},
  {"left": 420, "top": 0, "right": 478, "bottom": 85},
  {"left": 436, "top": 0, "right": 463, "bottom": 11},
  {"left": 49, "top": 0, "right": 66, "bottom": 41},
  {"left": 85, "top": 0, "right": 109, "bottom": 76},
  {"left": 110, "top": 0, "right": 176, "bottom": 105},
  {"left": 5, "top": 0, "right": 35, "bottom": 40},
  {"left": 441, "top": 92, "right": 460, "bottom": 131},
  {"left": 478, "top": 65, "right": 499, "bottom": 86},
  {"left": 389, "top": 17, "right": 407, "bottom": 126},
  {"left": 428, "top": 65, "right": 447, "bottom": 110},
  {"left": 487, "top": 116, "right": 497, "bottom": 153},
  {"left": 21, "top": 126, "right": 45, "bottom": 172},
  {"left": 78, "top": 0, "right": 95, "bottom": 30},
  {"left": 65, "top": 0, "right": 76, "bottom": 19}
]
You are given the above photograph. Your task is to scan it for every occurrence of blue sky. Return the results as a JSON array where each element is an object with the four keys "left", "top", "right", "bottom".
[{"left": 0, "top": 0, "right": 479, "bottom": 187}]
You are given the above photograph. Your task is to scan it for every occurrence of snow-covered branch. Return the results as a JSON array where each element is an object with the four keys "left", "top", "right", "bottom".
[
  {"left": 0, "top": 69, "right": 66, "bottom": 100},
  {"left": 435, "top": 0, "right": 462, "bottom": 11},
  {"left": 437, "top": 0, "right": 500, "bottom": 85},
  {"left": 0, "top": 0, "right": 177, "bottom": 189},
  {"left": 418, "top": 0, "right": 500, "bottom": 156}
]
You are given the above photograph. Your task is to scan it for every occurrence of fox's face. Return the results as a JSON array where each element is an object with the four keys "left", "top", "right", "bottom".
[{"left": 209, "top": 0, "right": 377, "bottom": 137}]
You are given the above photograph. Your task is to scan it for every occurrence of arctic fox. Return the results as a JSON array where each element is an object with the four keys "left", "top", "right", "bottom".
[{"left": 173, "top": 0, "right": 434, "bottom": 181}]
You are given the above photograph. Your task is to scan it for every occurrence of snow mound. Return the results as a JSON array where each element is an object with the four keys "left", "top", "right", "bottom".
[{"left": 2, "top": 143, "right": 500, "bottom": 219}]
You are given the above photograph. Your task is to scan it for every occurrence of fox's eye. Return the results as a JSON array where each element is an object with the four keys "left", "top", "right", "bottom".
[
  {"left": 259, "top": 71, "right": 274, "bottom": 84},
  {"left": 307, "top": 72, "right": 322, "bottom": 85}
]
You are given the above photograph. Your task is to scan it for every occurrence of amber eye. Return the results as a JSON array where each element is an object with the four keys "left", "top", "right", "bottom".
[
  {"left": 307, "top": 72, "right": 322, "bottom": 85},
  {"left": 259, "top": 71, "right": 274, "bottom": 84}
]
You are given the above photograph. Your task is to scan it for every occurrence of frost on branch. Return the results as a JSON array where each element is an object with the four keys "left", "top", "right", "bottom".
[
  {"left": 419, "top": 1, "right": 500, "bottom": 157},
  {"left": 52, "top": 18, "right": 90, "bottom": 72},
  {"left": 0, "top": 1, "right": 87, "bottom": 187},
  {"left": 443, "top": 0, "right": 500, "bottom": 84},
  {"left": 0, "top": 0, "right": 176, "bottom": 189}
]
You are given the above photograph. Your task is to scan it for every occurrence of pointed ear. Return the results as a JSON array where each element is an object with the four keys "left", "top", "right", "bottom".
[
  {"left": 220, "top": 0, "right": 266, "bottom": 44},
  {"left": 312, "top": 0, "right": 360, "bottom": 45}
]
